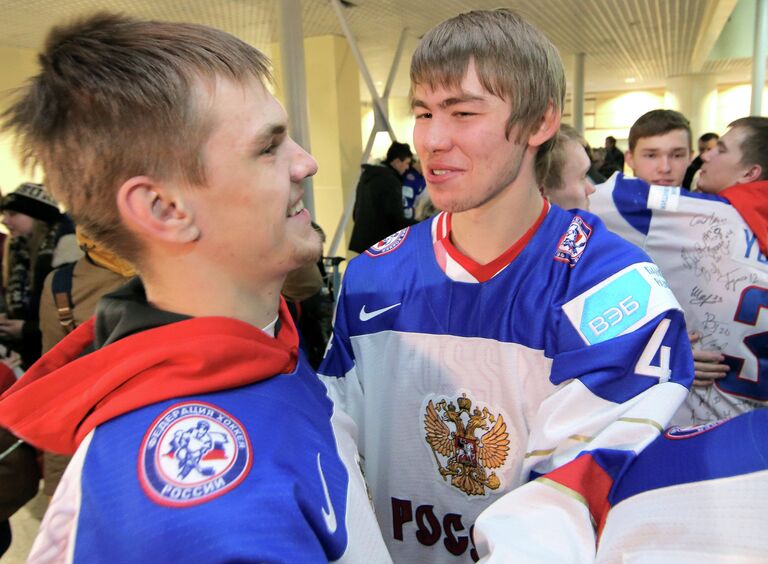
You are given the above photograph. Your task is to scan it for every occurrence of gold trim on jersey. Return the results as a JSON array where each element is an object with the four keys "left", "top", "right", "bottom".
[{"left": 618, "top": 416, "right": 664, "bottom": 432}]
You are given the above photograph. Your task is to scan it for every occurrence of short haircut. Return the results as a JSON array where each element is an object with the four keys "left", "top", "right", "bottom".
[
  {"left": 535, "top": 124, "right": 586, "bottom": 190},
  {"left": 410, "top": 9, "right": 565, "bottom": 149},
  {"left": 2, "top": 13, "right": 272, "bottom": 264},
  {"left": 729, "top": 117, "right": 768, "bottom": 181},
  {"left": 699, "top": 132, "right": 719, "bottom": 143},
  {"left": 385, "top": 142, "right": 413, "bottom": 164},
  {"left": 628, "top": 109, "right": 692, "bottom": 152}
]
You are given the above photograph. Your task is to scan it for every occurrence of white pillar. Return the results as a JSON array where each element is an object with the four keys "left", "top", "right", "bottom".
[
  {"left": 572, "top": 53, "right": 586, "bottom": 134},
  {"left": 329, "top": 0, "right": 396, "bottom": 141},
  {"left": 664, "top": 74, "right": 719, "bottom": 142},
  {"left": 278, "top": 0, "right": 314, "bottom": 215},
  {"left": 751, "top": 0, "right": 768, "bottom": 115}
]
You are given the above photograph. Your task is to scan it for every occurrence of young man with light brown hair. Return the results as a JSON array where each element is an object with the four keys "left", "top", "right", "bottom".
[
  {"left": 319, "top": 8, "right": 693, "bottom": 562},
  {"left": 591, "top": 109, "right": 693, "bottom": 250},
  {"left": 625, "top": 109, "right": 692, "bottom": 188},
  {"left": 0, "top": 13, "right": 389, "bottom": 562}
]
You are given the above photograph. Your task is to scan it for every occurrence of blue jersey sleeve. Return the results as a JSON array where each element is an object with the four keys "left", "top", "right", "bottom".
[
  {"left": 590, "top": 173, "right": 653, "bottom": 248},
  {"left": 610, "top": 174, "right": 653, "bottom": 236},
  {"left": 319, "top": 281, "right": 355, "bottom": 382},
  {"left": 474, "top": 226, "right": 696, "bottom": 563},
  {"left": 317, "top": 281, "right": 369, "bottom": 449},
  {"left": 522, "top": 218, "right": 693, "bottom": 476}
]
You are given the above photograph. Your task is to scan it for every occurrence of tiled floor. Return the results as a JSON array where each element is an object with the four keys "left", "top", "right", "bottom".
[{"left": 3, "top": 487, "right": 45, "bottom": 563}]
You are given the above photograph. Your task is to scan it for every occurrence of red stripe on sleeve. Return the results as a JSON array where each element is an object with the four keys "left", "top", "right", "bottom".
[{"left": 544, "top": 453, "right": 614, "bottom": 540}]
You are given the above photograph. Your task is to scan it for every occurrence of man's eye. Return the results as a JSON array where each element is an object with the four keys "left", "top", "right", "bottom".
[
  {"left": 415, "top": 112, "right": 432, "bottom": 119},
  {"left": 261, "top": 144, "right": 276, "bottom": 155}
]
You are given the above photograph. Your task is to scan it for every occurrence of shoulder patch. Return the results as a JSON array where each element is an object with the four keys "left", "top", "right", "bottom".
[
  {"left": 554, "top": 216, "right": 592, "bottom": 267},
  {"left": 562, "top": 262, "right": 681, "bottom": 345},
  {"left": 139, "top": 401, "right": 252, "bottom": 507},
  {"left": 365, "top": 227, "right": 410, "bottom": 257}
]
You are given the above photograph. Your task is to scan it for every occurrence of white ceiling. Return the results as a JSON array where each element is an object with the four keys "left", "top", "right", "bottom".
[{"left": 0, "top": 0, "right": 757, "bottom": 99}]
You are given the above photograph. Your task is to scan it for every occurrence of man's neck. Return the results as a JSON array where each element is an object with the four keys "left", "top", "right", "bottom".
[
  {"left": 449, "top": 172, "right": 544, "bottom": 265},
  {"left": 140, "top": 257, "right": 284, "bottom": 331}
]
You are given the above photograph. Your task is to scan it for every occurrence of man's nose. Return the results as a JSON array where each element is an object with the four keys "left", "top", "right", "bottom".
[
  {"left": 419, "top": 119, "right": 453, "bottom": 154},
  {"left": 291, "top": 140, "right": 318, "bottom": 182}
]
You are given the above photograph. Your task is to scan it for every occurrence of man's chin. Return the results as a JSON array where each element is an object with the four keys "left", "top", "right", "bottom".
[{"left": 294, "top": 238, "right": 323, "bottom": 266}]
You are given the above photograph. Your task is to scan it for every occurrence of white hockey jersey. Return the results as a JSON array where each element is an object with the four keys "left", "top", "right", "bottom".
[
  {"left": 319, "top": 202, "right": 693, "bottom": 562},
  {"left": 475, "top": 409, "right": 768, "bottom": 563},
  {"left": 591, "top": 174, "right": 768, "bottom": 424}
]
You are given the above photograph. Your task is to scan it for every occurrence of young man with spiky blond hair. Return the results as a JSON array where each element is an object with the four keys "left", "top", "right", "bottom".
[
  {"left": 319, "top": 8, "right": 693, "bottom": 562},
  {"left": 0, "top": 13, "right": 389, "bottom": 562}
]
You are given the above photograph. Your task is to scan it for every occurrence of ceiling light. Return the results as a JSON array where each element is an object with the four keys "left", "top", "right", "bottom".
[{"left": 625, "top": 77, "right": 637, "bottom": 84}]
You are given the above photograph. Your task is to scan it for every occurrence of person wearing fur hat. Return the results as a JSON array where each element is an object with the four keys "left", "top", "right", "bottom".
[{"left": 0, "top": 182, "right": 81, "bottom": 367}]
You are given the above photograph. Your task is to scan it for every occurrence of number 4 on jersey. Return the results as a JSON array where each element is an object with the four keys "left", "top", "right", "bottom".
[{"left": 635, "top": 319, "right": 672, "bottom": 382}]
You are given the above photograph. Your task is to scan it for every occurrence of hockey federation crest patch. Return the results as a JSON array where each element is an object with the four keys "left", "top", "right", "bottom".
[
  {"left": 554, "top": 216, "right": 592, "bottom": 267},
  {"left": 139, "top": 401, "right": 252, "bottom": 507},
  {"left": 365, "top": 227, "right": 409, "bottom": 257},
  {"left": 423, "top": 393, "right": 510, "bottom": 496}
]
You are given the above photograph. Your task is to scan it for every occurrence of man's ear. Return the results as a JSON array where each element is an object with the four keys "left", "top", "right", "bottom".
[
  {"left": 528, "top": 102, "right": 561, "bottom": 148},
  {"left": 742, "top": 163, "right": 763, "bottom": 184},
  {"left": 116, "top": 177, "right": 200, "bottom": 244}
]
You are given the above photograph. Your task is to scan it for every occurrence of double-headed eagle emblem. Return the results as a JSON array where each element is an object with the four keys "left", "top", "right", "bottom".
[{"left": 424, "top": 394, "right": 510, "bottom": 496}]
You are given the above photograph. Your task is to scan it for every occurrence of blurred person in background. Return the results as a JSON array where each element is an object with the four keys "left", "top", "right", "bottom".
[
  {"left": 598, "top": 135, "right": 624, "bottom": 177},
  {"left": 0, "top": 182, "right": 81, "bottom": 367},
  {"left": 349, "top": 141, "right": 415, "bottom": 253},
  {"left": 537, "top": 124, "right": 596, "bottom": 211},
  {"left": 682, "top": 131, "right": 719, "bottom": 190}
]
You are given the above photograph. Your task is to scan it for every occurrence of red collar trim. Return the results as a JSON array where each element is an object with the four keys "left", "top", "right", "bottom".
[
  {"left": 719, "top": 181, "right": 768, "bottom": 255},
  {"left": 437, "top": 199, "right": 549, "bottom": 282},
  {"left": 0, "top": 298, "right": 299, "bottom": 455}
]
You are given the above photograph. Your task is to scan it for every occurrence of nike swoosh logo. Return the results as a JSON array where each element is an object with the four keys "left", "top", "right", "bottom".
[
  {"left": 359, "top": 303, "right": 401, "bottom": 321},
  {"left": 317, "top": 453, "right": 337, "bottom": 534}
]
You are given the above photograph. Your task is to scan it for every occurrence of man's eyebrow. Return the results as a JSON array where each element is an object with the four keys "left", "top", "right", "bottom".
[
  {"left": 438, "top": 94, "right": 486, "bottom": 108},
  {"left": 251, "top": 124, "right": 287, "bottom": 147},
  {"left": 411, "top": 93, "right": 487, "bottom": 110},
  {"left": 641, "top": 147, "right": 687, "bottom": 152}
]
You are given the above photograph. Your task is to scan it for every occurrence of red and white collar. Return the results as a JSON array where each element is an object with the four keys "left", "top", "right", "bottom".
[{"left": 431, "top": 199, "right": 550, "bottom": 283}]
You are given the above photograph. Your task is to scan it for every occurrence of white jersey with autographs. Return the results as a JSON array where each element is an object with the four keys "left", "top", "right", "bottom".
[
  {"left": 474, "top": 409, "right": 768, "bottom": 563},
  {"left": 319, "top": 204, "right": 692, "bottom": 563},
  {"left": 591, "top": 174, "right": 768, "bottom": 424}
]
